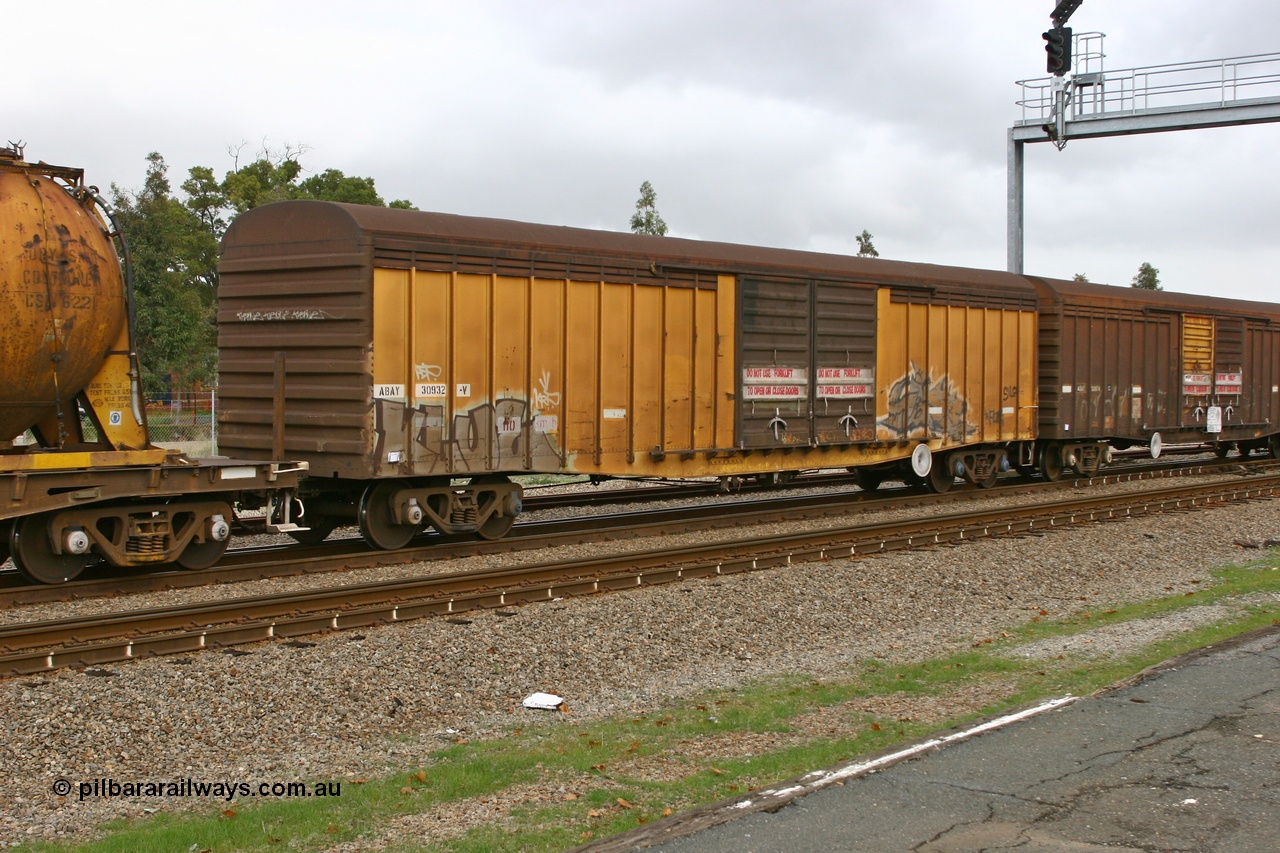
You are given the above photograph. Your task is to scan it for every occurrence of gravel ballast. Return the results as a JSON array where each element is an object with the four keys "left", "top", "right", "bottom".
[{"left": 0, "top": 482, "right": 1277, "bottom": 847}]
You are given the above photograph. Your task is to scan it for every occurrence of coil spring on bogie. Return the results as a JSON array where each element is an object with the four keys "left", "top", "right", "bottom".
[
  {"left": 450, "top": 507, "right": 478, "bottom": 526},
  {"left": 127, "top": 515, "right": 173, "bottom": 555},
  {"left": 127, "top": 534, "right": 170, "bottom": 555}
]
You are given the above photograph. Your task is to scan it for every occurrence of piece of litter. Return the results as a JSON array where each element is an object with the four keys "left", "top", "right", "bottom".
[
  {"left": 523, "top": 692, "right": 564, "bottom": 710},
  {"left": 1180, "top": 798, "right": 1198, "bottom": 806}
]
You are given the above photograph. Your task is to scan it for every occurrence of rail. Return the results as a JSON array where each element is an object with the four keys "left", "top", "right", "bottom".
[
  {"left": 0, "top": 454, "right": 1247, "bottom": 606},
  {"left": 3, "top": 470, "right": 1278, "bottom": 676}
]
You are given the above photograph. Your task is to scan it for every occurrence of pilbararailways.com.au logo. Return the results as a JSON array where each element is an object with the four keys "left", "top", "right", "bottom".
[{"left": 53, "top": 777, "right": 342, "bottom": 802}]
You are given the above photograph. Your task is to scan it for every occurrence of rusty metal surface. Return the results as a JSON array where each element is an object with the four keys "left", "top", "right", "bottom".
[
  {"left": 222, "top": 201, "right": 1035, "bottom": 292},
  {"left": 0, "top": 159, "right": 127, "bottom": 442},
  {"left": 0, "top": 458, "right": 302, "bottom": 523},
  {"left": 1032, "top": 277, "right": 1280, "bottom": 445},
  {"left": 217, "top": 205, "right": 373, "bottom": 479},
  {"left": 1035, "top": 276, "right": 1280, "bottom": 319}
]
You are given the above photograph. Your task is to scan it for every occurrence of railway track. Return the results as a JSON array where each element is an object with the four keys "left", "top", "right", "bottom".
[
  {"left": 0, "top": 454, "right": 1254, "bottom": 607},
  {"left": 2, "top": 467, "right": 1277, "bottom": 678}
]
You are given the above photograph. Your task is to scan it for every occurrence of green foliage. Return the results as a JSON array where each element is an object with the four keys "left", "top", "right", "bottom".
[
  {"left": 220, "top": 153, "right": 303, "bottom": 214},
  {"left": 110, "top": 154, "right": 218, "bottom": 395},
  {"left": 1131, "top": 261, "right": 1162, "bottom": 290},
  {"left": 296, "top": 169, "right": 384, "bottom": 205},
  {"left": 630, "top": 180, "right": 668, "bottom": 236},
  {"left": 178, "top": 166, "right": 226, "bottom": 235},
  {"left": 112, "top": 146, "right": 415, "bottom": 392},
  {"left": 855, "top": 229, "right": 879, "bottom": 258},
  {"left": 1072, "top": 273, "right": 1089, "bottom": 282}
]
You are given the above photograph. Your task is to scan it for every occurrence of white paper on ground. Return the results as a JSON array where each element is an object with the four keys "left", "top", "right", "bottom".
[{"left": 522, "top": 692, "right": 564, "bottom": 710}]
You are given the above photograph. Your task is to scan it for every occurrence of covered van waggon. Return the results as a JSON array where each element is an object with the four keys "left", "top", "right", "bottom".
[
  {"left": 217, "top": 202, "right": 1040, "bottom": 545},
  {"left": 1031, "top": 278, "right": 1280, "bottom": 472}
]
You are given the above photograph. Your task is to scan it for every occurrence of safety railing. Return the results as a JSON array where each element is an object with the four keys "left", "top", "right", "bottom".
[{"left": 1016, "top": 46, "right": 1280, "bottom": 124}]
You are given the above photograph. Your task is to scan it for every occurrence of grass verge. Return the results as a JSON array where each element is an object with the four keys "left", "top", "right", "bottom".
[{"left": 19, "top": 555, "right": 1280, "bottom": 853}]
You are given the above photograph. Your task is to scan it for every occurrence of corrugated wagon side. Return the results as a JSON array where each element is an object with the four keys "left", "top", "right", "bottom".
[{"left": 218, "top": 202, "right": 377, "bottom": 477}]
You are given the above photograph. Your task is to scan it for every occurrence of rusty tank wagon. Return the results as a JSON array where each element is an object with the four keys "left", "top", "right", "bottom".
[{"left": 0, "top": 147, "right": 304, "bottom": 583}]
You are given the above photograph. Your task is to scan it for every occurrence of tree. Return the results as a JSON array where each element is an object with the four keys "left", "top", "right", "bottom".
[
  {"left": 1131, "top": 262, "right": 1162, "bottom": 291},
  {"left": 297, "top": 169, "right": 386, "bottom": 206},
  {"left": 1072, "top": 273, "right": 1089, "bottom": 282},
  {"left": 630, "top": 180, "right": 668, "bottom": 236},
  {"left": 111, "top": 153, "right": 219, "bottom": 395},
  {"left": 208, "top": 147, "right": 417, "bottom": 236},
  {"left": 855, "top": 230, "right": 879, "bottom": 258},
  {"left": 112, "top": 146, "right": 416, "bottom": 393}
]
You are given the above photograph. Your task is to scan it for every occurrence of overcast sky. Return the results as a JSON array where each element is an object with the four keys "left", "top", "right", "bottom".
[{"left": 10, "top": 1, "right": 1280, "bottom": 300}]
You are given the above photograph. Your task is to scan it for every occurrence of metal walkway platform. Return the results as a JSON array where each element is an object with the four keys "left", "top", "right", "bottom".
[{"left": 1007, "top": 36, "right": 1280, "bottom": 274}]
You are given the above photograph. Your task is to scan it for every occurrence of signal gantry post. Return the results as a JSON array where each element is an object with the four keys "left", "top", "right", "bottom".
[{"left": 1007, "top": 27, "right": 1280, "bottom": 274}]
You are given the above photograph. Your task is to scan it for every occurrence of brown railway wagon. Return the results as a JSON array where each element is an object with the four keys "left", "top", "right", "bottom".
[
  {"left": 1031, "top": 278, "right": 1280, "bottom": 474},
  {"left": 217, "top": 202, "right": 1038, "bottom": 545}
]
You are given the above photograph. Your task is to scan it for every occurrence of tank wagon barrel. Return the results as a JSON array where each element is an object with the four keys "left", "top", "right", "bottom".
[{"left": 1, "top": 148, "right": 305, "bottom": 583}]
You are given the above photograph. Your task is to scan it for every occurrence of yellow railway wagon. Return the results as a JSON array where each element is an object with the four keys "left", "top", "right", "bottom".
[{"left": 218, "top": 202, "right": 1038, "bottom": 546}]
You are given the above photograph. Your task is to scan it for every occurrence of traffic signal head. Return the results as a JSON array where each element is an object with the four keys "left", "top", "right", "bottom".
[{"left": 1043, "top": 26, "right": 1072, "bottom": 75}]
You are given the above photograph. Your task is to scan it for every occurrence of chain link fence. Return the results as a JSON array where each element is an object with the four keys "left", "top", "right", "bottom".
[
  {"left": 146, "top": 390, "right": 217, "bottom": 457},
  {"left": 9, "top": 391, "right": 218, "bottom": 456}
]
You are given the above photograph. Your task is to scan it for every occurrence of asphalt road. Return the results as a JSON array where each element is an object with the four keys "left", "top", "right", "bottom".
[{"left": 583, "top": 624, "right": 1280, "bottom": 853}]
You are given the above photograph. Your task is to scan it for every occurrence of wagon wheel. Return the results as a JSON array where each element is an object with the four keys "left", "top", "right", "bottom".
[
  {"left": 1039, "top": 443, "right": 1064, "bottom": 482},
  {"left": 0, "top": 520, "right": 10, "bottom": 567},
  {"left": 927, "top": 456, "right": 955, "bottom": 493},
  {"left": 174, "top": 503, "right": 234, "bottom": 571},
  {"left": 852, "top": 468, "right": 884, "bottom": 492},
  {"left": 1270, "top": 434, "right": 1280, "bottom": 459},
  {"left": 175, "top": 534, "right": 229, "bottom": 570},
  {"left": 9, "top": 513, "right": 94, "bottom": 585},
  {"left": 288, "top": 516, "right": 338, "bottom": 546},
  {"left": 471, "top": 474, "right": 516, "bottom": 541},
  {"left": 176, "top": 537, "right": 229, "bottom": 571},
  {"left": 358, "top": 481, "right": 422, "bottom": 551}
]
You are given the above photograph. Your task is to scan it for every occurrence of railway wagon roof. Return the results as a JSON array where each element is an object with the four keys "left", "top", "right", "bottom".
[
  {"left": 221, "top": 200, "right": 1038, "bottom": 297},
  {"left": 1030, "top": 276, "right": 1280, "bottom": 321},
  {"left": 221, "top": 202, "right": 1280, "bottom": 319}
]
